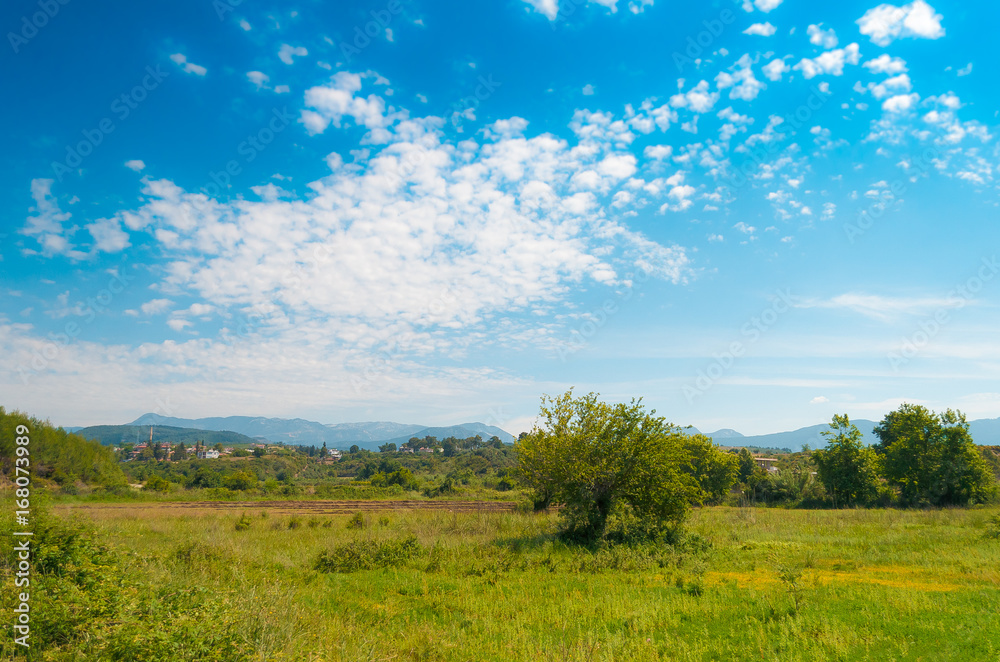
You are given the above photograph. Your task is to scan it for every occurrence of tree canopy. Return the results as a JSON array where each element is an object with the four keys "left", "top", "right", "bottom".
[
  {"left": 516, "top": 391, "right": 724, "bottom": 542},
  {"left": 873, "top": 404, "right": 995, "bottom": 506},
  {"left": 812, "top": 414, "right": 880, "bottom": 507}
]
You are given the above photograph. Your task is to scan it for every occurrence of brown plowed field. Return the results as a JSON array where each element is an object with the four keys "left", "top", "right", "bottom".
[{"left": 60, "top": 499, "right": 522, "bottom": 516}]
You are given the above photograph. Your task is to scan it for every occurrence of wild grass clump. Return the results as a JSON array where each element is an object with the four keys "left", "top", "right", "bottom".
[
  {"left": 346, "top": 512, "right": 366, "bottom": 529},
  {"left": 313, "top": 536, "right": 422, "bottom": 573},
  {"left": 235, "top": 512, "right": 252, "bottom": 531},
  {"left": 985, "top": 514, "right": 1000, "bottom": 540}
]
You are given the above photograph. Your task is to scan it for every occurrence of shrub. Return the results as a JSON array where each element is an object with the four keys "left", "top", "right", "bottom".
[
  {"left": 143, "top": 475, "right": 171, "bottom": 492},
  {"left": 985, "top": 515, "right": 1000, "bottom": 540},
  {"left": 235, "top": 512, "right": 252, "bottom": 531},
  {"left": 314, "top": 536, "right": 422, "bottom": 573},
  {"left": 346, "top": 512, "right": 366, "bottom": 529}
]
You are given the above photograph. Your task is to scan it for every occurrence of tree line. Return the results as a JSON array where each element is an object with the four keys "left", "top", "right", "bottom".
[{"left": 515, "top": 391, "right": 999, "bottom": 544}]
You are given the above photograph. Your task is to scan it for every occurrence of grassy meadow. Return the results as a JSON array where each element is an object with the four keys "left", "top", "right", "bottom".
[{"left": 4, "top": 503, "right": 1000, "bottom": 661}]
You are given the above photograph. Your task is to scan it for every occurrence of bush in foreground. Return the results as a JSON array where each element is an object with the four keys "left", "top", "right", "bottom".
[{"left": 313, "top": 536, "right": 422, "bottom": 573}]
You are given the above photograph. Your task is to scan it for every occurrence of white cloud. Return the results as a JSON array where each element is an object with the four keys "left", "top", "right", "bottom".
[
  {"left": 643, "top": 145, "right": 673, "bottom": 159},
  {"left": 522, "top": 0, "right": 559, "bottom": 19},
  {"left": 301, "top": 72, "right": 394, "bottom": 136},
  {"left": 669, "top": 80, "right": 719, "bottom": 113},
  {"left": 744, "top": 22, "right": 776, "bottom": 36},
  {"left": 247, "top": 71, "right": 270, "bottom": 89},
  {"left": 166, "top": 318, "right": 193, "bottom": 332},
  {"left": 796, "top": 293, "right": 962, "bottom": 321},
  {"left": 761, "top": 58, "right": 790, "bottom": 81},
  {"left": 140, "top": 299, "right": 173, "bottom": 316},
  {"left": 239, "top": 19, "right": 251, "bottom": 31},
  {"left": 742, "top": 0, "right": 783, "bottom": 12},
  {"left": 856, "top": 0, "right": 944, "bottom": 46},
  {"left": 169, "top": 53, "right": 207, "bottom": 76},
  {"left": 278, "top": 44, "right": 308, "bottom": 65},
  {"left": 125, "top": 160, "right": 146, "bottom": 171},
  {"left": 810, "top": 396, "right": 829, "bottom": 404},
  {"left": 582, "top": 84, "right": 595, "bottom": 95},
  {"left": 863, "top": 54, "right": 908, "bottom": 74},
  {"left": 882, "top": 93, "right": 919, "bottom": 112},
  {"left": 957, "top": 62, "right": 972, "bottom": 77},
  {"left": 86, "top": 218, "right": 130, "bottom": 253},
  {"left": 793, "top": 43, "right": 860, "bottom": 79},
  {"left": 20, "top": 179, "right": 84, "bottom": 259},
  {"left": 715, "top": 54, "right": 765, "bottom": 101},
  {"left": 807, "top": 24, "right": 838, "bottom": 49}
]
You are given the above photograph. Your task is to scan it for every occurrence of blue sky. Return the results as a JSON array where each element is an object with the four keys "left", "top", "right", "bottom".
[{"left": 2, "top": 0, "right": 998, "bottom": 435}]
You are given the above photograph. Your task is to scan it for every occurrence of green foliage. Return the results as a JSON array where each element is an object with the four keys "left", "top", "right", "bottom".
[
  {"left": 313, "top": 536, "right": 422, "bottom": 573},
  {"left": 812, "top": 414, "right": 881, "bottom": 507},
  {"left": 143, "top": 475, "right": 171, "bottom": 492},
  {"left": 0, "top": 407, "right": 127, "bottom": 488},
  {"left": 346, "top": 512, "right": 366, "bottom": 530},
  {"left": 516, "top": 390, "right": 699, "bottom": 543},
  {"left": 681, "top": 434, "right": 739, "bottom": 504},
  {"left": 874, "top": 404, "right": 996, "bottom": 506},
  {"left": 224, "top": 471, "right": 257, "bottom": 491},
  {"left": 736, "top": 448, "right": 766, "bottom": 489}
]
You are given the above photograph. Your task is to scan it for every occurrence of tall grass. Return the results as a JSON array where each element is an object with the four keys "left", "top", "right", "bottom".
[{"left": 4, "top": 505, "right": 999, "bottom": 661}]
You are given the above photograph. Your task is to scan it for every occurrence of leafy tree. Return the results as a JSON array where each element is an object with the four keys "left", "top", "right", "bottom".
[
  {"left": 736, "top": 448, "right": 765, "bottom": 488},
  {"left": 349, "top": 444, "right": 360, "bottom": 454},
  {"left": 144, "top": 475, "right": 171, "bottom": 492},
  {"left": 516, "top": 390, "right": 699, "bottom": 542},
  {"left": 681, "top": 434, "right": 739, "bottom": 504},
  {"left": 171, "top": 442, "right": 187, "bottom": 462},
  {"left": 253, "top": 447, "right": 265, "bottom": 458},
  {"left": 378, "top": 443, "right": 397, "bottom": 452},
  {"left": 812, "top": 414, "right": 880, "bottom": 507},
  {"left": 488, "top": 435, "right": 503, "bottom": 449},
  {"left": 441, "top": 439, "right": 456, "bottom": 457},
  {"left": 873, "top": 404, "right": 995, "bottom": 506},
  {"left": 214, "top": 443, "right": 224, "bottom": 452},
  {"left": 224, "top": 471, "right": 256, "bottom": 491}
]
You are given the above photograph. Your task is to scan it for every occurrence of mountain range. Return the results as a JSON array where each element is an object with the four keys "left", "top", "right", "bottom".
[
  {"left": 127, "top": 414, "right": 515, "bottom": 450},
  {"left": 65, "top": 414, "right": 1000, "bottom": 453}
]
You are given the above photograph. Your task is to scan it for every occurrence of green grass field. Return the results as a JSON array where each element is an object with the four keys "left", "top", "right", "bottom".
[{"left": 5, "top": 504, "right": 1000, "bottom": 661}]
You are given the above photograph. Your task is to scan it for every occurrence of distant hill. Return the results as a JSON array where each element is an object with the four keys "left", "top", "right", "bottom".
[
  {"left": 127, "top": 414, "right": 512, "bottom": 449},
  {"left": 381, "top": 423, "right": 516, "bottom": 448},
  {"left": 706, "top": 428, "right": 744, "bottom": 439},
  {"left": 77, "top": 425, "right": 258, "bottom": 447}
]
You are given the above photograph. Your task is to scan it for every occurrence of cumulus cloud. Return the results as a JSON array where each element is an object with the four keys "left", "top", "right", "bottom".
[
  {"left": 95, "top": 76, "right": 693, "bottom": 367},
  {"left": 715, "top": 54, "right": 765, "bottom": 101},
  {"left": 169, "top": 53, "right": 207, "bottom": 76},
  {"left": 882, "top": 93, "right": 919, "bottom": 112},
  {"left": 247, "top": 71, "right": 270, "bottom": 89},
  {"left": 20, "top": 179, "right": 84, "bottom": 259},
  {"left": 762, "top": 58, "right": 790, "bottom": 81},
  {"left": 125, "top": 160, "right": 146, "bottom": 171},
  {"left": 744, "top": 22, "right": 776, "bottom": 36},
  {"left": 856, "top": 0, "right": 944, "bottom": 46},
  {"left": 742, "top": 0, "right": 783, "bottom": 12},
  {"left": 807, "top": 24, "right": 838, "bottom": 49},
  {"left": 522, "top": 0, "right": 559, "bottom": 19},
  {"left": 669, "top": 80, "right": 719, "bottom": 113},
  {"left": 794, "top": 43, "right": 861, "bottom": 79},
  {"left": 278, "top": 44, "right": 308, "bottom": 65},
  {"left": 863, "top": 54, "right": 908, "bottom": 74}
]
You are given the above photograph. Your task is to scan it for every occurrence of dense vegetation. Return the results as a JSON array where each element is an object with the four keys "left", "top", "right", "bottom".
[{"left": 0, "top": 407, "right": 125, "bottom": 490}]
